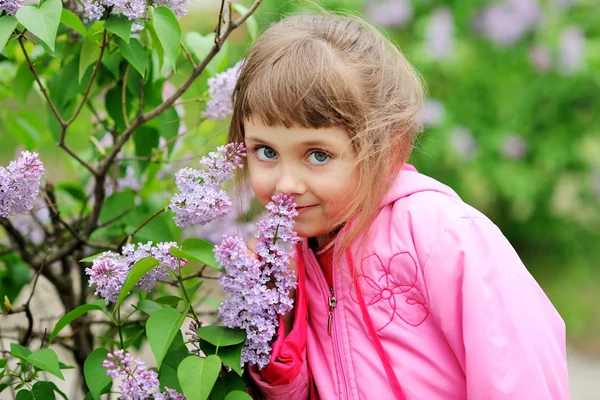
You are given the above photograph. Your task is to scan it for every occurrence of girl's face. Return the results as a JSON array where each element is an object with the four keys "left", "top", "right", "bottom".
[{"left": 244, "top": 120, "right": 359, "bottom": 243}]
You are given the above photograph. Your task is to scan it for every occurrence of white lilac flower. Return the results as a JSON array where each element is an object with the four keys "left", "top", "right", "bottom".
[
  {"left": 425, "top": 8, "right": 454, "bottom": 61},
  {"left": 476, "top": 0, "right": 541, "bottom": 46},
  {"left": 170, "top": 143, "right": 246, "bottom": 229},
  {"left": 421, "top": 99, "right": 446, "bottom": 128},
  {"left": 0, "top": 0, "right": 23, "bottom": 15},
  {"left": 202, "top": 62, "right": 242, "bottom": 121},
  {"left": 558, "top": 26, "right": 585, "bottom": 75},
  {"left": 122, "top": 241, "right": 186, "bottom": 292},
  {"left": 85, "top": 253, "right": 130, "bottom": 304},
  {"left": 365, "top": 0, "right": 413, "bottom": 28},
  {"left": 449, "top": 127, "right": 477, "bottom": 160},
  {"left": 0, "top": 151, "right": 45, "bottom": 218},
  {"left": 501, "top": 134, "right": 528, "bottom": 160},
  {"left": 154, "top": 0, "right": 187, "bottom": 18},
  {"left": 529, "top": 44, "right": 552, "bottom": 72},
  {"left": 216, "top": 193, "right": 300, "bottom": 368}
]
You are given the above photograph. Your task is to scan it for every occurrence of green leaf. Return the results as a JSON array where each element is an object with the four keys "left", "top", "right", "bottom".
[
  {"left": 156, "top": 107, "right": 179, "bottom": 159},
  {"left": 133, "top": 125, "right": 159, "bottom": 172},
  {"left": 101, "top": 50, "right": 122, "bottom": 79},
  {"left": 232, "top": 3, "right": 258, "bottom": 40},
  {"left": 16, "top": 0, "right": 62, "bottom": 52},
  {"left": 49, "top": 299, "right": 106, "bottom": 344},
  {"left": 44, "top": 382, "right": 68, "bottom": 400},
  {"left": 5, "top": 112, "right": 43, "bottom": 150},
  {"left": 60, "top": 9, "right": 85, "bottom": 35},
  {"left": 147, "top": 21, "right": 165, "bottom": 74},
  {"left": 26, "top": 348, "right": 64, "bottom": 380},
  {"left": 0, "top": 15, "right": 18, "bottom": 54},
  {"left": 124, "top": 327, "right": 146, "bottom": 349},
  {"left": 170, "top": 238, "right": 219, "bottom": 270},
  {"left": 105, "top": 13, "right": 132, "bottom": 43},
  {"left": 188, "top": 280, "right": 204, "bottom": 299},
  {"left": 201, "top": 340, "right": 243, "bottom": 376},
  {"left": 16, "top": 390, "right": 34, "bottom": 400},
  {"left": 31, "top": 382, "right": 57, "bottom": 400},
  {"left": 154, "top": 295, "right": 183, "bottom": 308},
  {"left": 158, "top": 330, "right": 188, "bottom": 392},
  {"left": 79, "top": 21, "right": 104, "bottom": 82},
  {"left": 56, "top": 181, "right": 87, "bottom": 202},
  {"left": 114, "top": 257, "right": 160, "bottom": 309},
  {"left": 14, "top": 62, "right": 35, "bottom": 104},
  {"left": 98, "top": 189, "right": 135, "bottom": 226},
  {"left": 178, "top": 355, "right": 221, "bottom": 400},
  {"left": 136, "top": 299, "right": 164, "bottom": 315},
  {"left": 209, "top": 371, "right": 246, "bottom": 400},
  {"left": 152, "top": 6, "right": 181, "bottom": 73},
  {"left": 79, "top": 252, "right": 105, "bottom": 263},
  {"left": 118, "top": 37, "right": 147, "bottom": 78},
  {"left": 184, "top": 32, "right": 228, "bottom": 75},
  {"left": 147, "top": 305, "right": 189, "bottom": 368},
  {"left": 0, "top": 358, "right": 7, "bottom": 368},
  {"left": 197, "top": 326, "right": 245, "bottom": 349},
  {"left": 10, "top": 343, "right": 32, "bottom": 362},
  {"left": 104, "top": 84, "right": 130, "bottom": 132},
  {"left": 84, "top": 348, "right": 112, "bottom": 400},
  {"left": 224, "top": 391, "right": 252, "bottom": 400},
  {"left": 59, "top": 362, "right": 75, "bottom": 369}
]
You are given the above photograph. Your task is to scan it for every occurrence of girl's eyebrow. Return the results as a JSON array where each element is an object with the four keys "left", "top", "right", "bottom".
[{"left": 245, "top": 136, "right": 333, "bottom": 147}]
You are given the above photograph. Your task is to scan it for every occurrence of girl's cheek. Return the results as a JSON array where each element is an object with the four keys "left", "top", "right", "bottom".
[{"left": 248, "top": 172, "right": 273, "bottom": 206}]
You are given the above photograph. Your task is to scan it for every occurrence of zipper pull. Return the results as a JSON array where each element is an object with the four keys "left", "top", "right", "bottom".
[{"left": 327, "top": 286, "right": 337, "bottom": 335}]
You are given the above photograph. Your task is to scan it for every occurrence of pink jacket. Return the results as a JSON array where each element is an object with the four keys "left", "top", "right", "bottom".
[{"left": 250, "top": 166, "right": 569, "bottom": 399}]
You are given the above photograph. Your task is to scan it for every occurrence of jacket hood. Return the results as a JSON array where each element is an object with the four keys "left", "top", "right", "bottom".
[{"left": 380, "top": 164, "right": 461, "bottom": 208}]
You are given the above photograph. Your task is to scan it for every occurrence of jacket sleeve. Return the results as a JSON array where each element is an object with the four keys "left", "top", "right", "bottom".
[
  {"left": 422, "top": 216, "right": 570, "bottom": 399},
  {"left": 247, "top": 248, "right": 310, "bottom": 399}
]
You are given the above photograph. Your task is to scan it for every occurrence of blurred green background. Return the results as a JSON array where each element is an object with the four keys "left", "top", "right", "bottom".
[{"left": 1, "top": 0, "right": 599, "bottom": 352}]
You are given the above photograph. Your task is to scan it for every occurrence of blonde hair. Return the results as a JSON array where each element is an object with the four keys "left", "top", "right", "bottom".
[{"left": 228, "top": 12, "right": 425, "bottom": 257}]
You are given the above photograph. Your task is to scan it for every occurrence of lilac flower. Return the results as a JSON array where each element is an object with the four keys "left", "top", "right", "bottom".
[
  {"left": 86, "top": 241, "right": 187, "bottom": 303},
  {"left": 501, "top": 134, "right": 528, "bottom": 160},
  {"left": 529, "top": 44, "right": 552, "bottom": 72},
  {"left": 202, "top": 62, "right": 242, "bottom": 121},
  {"left": 85, "top": 253, "right": 130, "bottom": 304},
  {"left": 170, "top": 143, "right": 246, "bottom": 229},
  {"left": 81, "top": 0, "right": 104, "bottom": 21},
  {"left": 154, "top": 388, "right": 187, "bottom": 400},
  {"left": 425, "top": 8, "right": 454, "bottom": 61},
  {"left": 0, "top": 0, "right": 23, "bottom": 15},
  {"left": 475, "top": 0, "right": 541, "bottom": 46},
  {"left": 421, "top": 99, "right": 446, "bottom": 128},
  {"left": 186, "top": 320, "right": 202, "bottom": 355},
  {"left": 0, "top": 151, "right": 45, "bottom": 219},
  {"left": 81, "top": 0, "right": 186, "bottom": 23},
  {"left": 558, "top": 26, "right": 585, "bottom": 75},
  {"left": 365, "top": 0, "right": 413, "bottom": 28},
  {"left": 216, "top": 194, "right": 299, "bottom": 368},
  {"left": 122, "top": 241, "right": 186, "bottom": 292},
  {"left": 103, "top": 350, "right": 162, "bottom": 399},
  {"left": 154, "top": 0, "right": 187, "bottom": 18},
  {"left": 449, "top": 127, "right": 477, "bottom": 160}
]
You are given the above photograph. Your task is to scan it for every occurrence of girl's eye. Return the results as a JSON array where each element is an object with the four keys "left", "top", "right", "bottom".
[
  {"left": 307, "top": 151, "right": 330, "bottom": 165},
  {"left": 256, "top": 146, "right": 277, "bottom": 161}
]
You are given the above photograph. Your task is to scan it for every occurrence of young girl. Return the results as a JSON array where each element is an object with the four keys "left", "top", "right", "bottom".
[{"left": 227, "top": 13, "right": 570, "bottom": 400}]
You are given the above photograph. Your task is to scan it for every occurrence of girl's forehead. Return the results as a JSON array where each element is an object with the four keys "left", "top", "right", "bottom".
[{"left": 243, "top": 120, "right": 350, "bottom": 147}]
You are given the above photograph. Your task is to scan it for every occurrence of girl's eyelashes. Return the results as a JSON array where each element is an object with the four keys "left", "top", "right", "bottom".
[
  {"left": 254, "top": 145, "right": 278, "bottom": 161},
  {"left": 307, "top": 150, "right": 331, "bottom": 165}
]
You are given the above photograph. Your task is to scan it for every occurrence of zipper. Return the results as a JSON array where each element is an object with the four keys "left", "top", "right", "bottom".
[
  {"left": 327, "top": 286, "right": 337, "bottom": 335},
  {"left": 305, "top": 244, "right": 350, "bottom": 399}
]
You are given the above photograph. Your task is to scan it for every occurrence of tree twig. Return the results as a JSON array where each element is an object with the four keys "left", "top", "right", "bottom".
[
  {"left": 120, "top": 208, "right": 166, "bottom": 247},
  {"left": 181, "top": 43, "right": 196, "bottom": 68}
]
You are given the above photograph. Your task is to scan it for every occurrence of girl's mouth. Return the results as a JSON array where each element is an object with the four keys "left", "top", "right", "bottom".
[{"left": 296, "top": 205, "right": 317, "bottom": 214}]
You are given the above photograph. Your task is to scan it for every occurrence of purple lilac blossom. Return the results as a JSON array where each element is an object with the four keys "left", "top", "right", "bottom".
[
  {"left": 186, "top": 320, "right": 202, "bottom": 355},
  {"left": 0, "top": 151, "right": 45, "bottom": 219},
  {"left": 475, "top": 0, "right": 541, "bottom": 46},
  {"left": 170, "top": 143, "right": 246, "bottom": 229},
  {"left": 365, "top": 0, "right": 412, "bottom": 28},
  {"left": 0, "top": 0, "right": 23, "bottom": 15},
  {"left": 501, "top": 134, "right": 528, "bottom": 160},
  {"left": 104, "top": 350, "right": 186, "bottom": 399},
  {"left": 425, "top": 8, "right": 454, "bottom": 61},
  {"left": 154, "top": 0, "right": 187, "bottom": 18},
  {"left": 122, "top": 241, "right": 186, "bottom": 292},
  {"left": 529, "top": 44, "right": 552, "bottom": 72},
  {"left": 85, "top": 252, "right": 130, "bottom": 304},
  {"left": 216, "top": 193, "right": 300, "bottom": 368},
  {"left": 86, "top": 241, "right": 187, "bottom": 304},
  {"left": 81, "top": 0, "right": 187, "bottom": 22},
  {"left": 558, "top": 26, "right": 585, "bottom": 75},
  {"left": 202, "top": 62, "right": 242, "bottom": 121},
  {"left": 450, "top": 127, "right": 477, "bottom": 160}
]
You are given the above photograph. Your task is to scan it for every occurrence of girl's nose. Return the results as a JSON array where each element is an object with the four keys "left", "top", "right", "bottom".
[{"left": 275, "top": 166, "right": 307, "bottom": 196}]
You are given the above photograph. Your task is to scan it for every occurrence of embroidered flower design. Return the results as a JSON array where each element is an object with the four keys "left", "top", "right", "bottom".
[{"left": 352, "top": 253, "right": 429, "bottom": 332}]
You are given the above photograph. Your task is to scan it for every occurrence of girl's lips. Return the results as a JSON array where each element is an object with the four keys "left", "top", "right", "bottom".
[{"left": 296, "top": 205, "right": 317, "bottom": 214}]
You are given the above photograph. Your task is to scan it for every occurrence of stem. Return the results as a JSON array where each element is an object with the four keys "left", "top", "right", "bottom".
[
  {"left": 176, "top": 261, "right": 200, "bottom": 324},
  {"left": 116, "top": 308, "right": 125, "bottom": 349}
]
